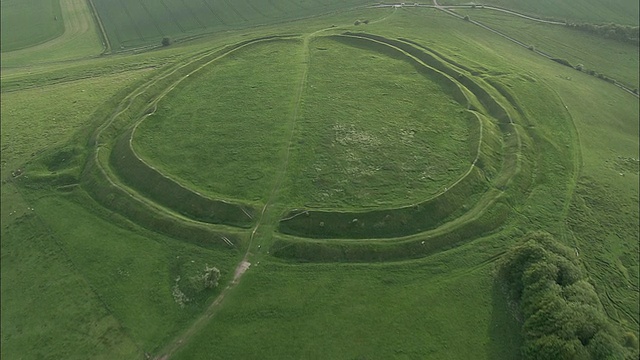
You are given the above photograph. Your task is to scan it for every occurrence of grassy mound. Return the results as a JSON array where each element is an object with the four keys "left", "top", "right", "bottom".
[
  {"left": 80, "top": 37, "right": 295, "bottom": 242},
  {"left": 111, "top": 128, "right": 255, "bottom": 228},
  {"left": 278, "top": 33, "right": 527, "bottom": 241}
]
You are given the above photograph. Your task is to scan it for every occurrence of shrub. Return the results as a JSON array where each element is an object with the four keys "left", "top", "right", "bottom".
[
  {"left": 498, "top": 232, "right": 638, "bottom": 360},
  {"left": 354, "top": 20, "right": 361, "bottom": 26},
  {"left": 161, "top": 37, "right": 171, "bottom": 46},
  {"left": 551, "top": 58, "right": 572, "bottom": 67}
]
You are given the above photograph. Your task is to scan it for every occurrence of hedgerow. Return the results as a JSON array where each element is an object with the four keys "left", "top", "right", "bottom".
[{"left": 498, "top": 232, "right": 639, "bottom": 359}]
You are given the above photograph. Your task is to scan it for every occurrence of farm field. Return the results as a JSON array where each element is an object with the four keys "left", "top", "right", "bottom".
[
  {"left": 454, "top": 8, "right": 640, "bottom": 89},
  {"left": 441, "top": 0, "right": 640, "bottom": 25},
  {"left": 1, "top": 1, "right": 638, "bottom": 360},
  {"left": 91, "top": 0, "right": 371, "bottom": 50},
  {"left": 1, "top": 0, "right": 104, "bottom": 68},
  {"left": 0, "top": 0, "right": 64, "bottom": 52}
]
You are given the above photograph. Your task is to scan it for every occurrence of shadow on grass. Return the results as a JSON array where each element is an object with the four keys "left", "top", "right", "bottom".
[{"left": 489, "top": 279, "right": 523, "bottom": 360}]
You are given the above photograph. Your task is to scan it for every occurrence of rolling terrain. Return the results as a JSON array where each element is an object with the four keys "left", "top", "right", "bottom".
[{"left": 1, "top": 1, "right": 638, "bottom": 359}]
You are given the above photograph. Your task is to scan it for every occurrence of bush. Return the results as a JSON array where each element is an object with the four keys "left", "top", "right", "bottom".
[
  {"left": 498, "top": 232, "right": 638, "bottom": 360},
  {"left": 354, "top": 20, "right": 361, "bottom": 26},
  {"left": 565, "top": 22, "right": 640, "bottom": 45},
  {"left": 551, "top": 58, "right": 572, "bottom": 67},
  {"left": 161, "top": 37, "right": 171, "bottom": 46}
]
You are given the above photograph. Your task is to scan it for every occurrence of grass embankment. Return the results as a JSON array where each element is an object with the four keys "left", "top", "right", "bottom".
[
  {"left": 172, "top": 234, "right": 524, "bottom": 360},
  {"left": 1, "top": 59, "right": 241, "bottom": 357},
  {"left": 283, "top": 35, "right": 473, "bottom": 209},
  {"left": 133, "top": 39, "right": 304, "bottom": 206},
  {"left": 2, "top": 5, "right": 637, "bottom": 360},
  {"left": 277, "top": 32, "right": 530, "bottom": 248},
  {"left": 279, "top": 34, "right": 495, "bottom": 237},
  {"left": 81, "top": 37, "right": 299, "bottom": 240}
]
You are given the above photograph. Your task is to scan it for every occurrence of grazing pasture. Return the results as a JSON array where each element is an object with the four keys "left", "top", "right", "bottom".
[
  {"left": 0, "top": 0, "right": 64, "bottom": 52},
  {"left": 455, "top": 8, "right": 640, "bottom": 89},
  {"left": 441, "top": 0, "right": 640, "bottom": 25},
  {"left": 133, "top": 39, "right": 304, "bottom": 204},
  {"left": 1, "top": 1, "right": 638, "bottom": 360},
  {"left": 1, "top": 0, "right": 104, "bottom": 67},
  {"left": 91, "top": 0, "right": 371, "bottom": 50}
]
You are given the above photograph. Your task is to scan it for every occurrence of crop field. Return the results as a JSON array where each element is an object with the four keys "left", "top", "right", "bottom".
[
  {"left": 1, "top": 1, "right": 638, "bottom": 360},
  {"left": 441, "top": 0, "right": 640, "bottom": 25},
  {"left": 91, "top": 0, "right": 371, "bottom": 50},
  {"left": 454, "top": 8, "right": 640, "bottom": 89},
  {"left": 0, "top": 0, "right": 64, "bottom": 52}
]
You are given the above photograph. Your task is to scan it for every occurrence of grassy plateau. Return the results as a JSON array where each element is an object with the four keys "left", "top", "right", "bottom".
[{"left": 1, "top": 1, "right": 638, "bottom": 359}]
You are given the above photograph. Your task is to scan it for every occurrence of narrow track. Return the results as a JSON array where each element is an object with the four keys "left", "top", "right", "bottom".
[{"left": 152, "top": 27, "right": 334, "bottom": 359}]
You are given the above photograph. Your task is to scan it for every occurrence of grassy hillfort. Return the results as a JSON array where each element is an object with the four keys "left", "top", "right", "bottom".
[{"left": 1, "top": 0, "right": 638, "bottom": 359}]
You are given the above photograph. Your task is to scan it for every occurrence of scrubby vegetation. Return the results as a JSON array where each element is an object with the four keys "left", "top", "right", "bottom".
[
  {"left": 498, "top": 232, "right": 639, "bottom": 359},
  {"left": 566, "top": 22, "right": 640, "bottom": 45}
]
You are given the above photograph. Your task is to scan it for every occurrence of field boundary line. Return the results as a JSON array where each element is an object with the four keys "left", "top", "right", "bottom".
[
  {"left": 425, "top": 0, "right": 640, "bottom": 98},
  {"left": 3, "top": 0, "right": 102, "bottom": 58},
  {"left": 86, "top": 0, "right": 111, "bottom": 53}
]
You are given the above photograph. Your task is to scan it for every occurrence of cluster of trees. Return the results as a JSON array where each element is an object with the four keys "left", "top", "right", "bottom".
[
  {"left": 498, "top": 232, "right": 638, "bottom": 359},
  {"left": 565, "top": 22, "right": 639, "bottom": 45}
]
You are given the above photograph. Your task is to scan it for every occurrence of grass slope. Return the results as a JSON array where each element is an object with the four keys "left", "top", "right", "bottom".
[
  {"left": 0, "top": 0, "right": 64, "bottom": 52},
  {"left": 133, "top": 39, "right": 304, "bottom": 204},
  {"left": 455, "top": 9, "right": 639, "bottom": 89},
  {"left": 1, "top": 0, "right": 104, "bottom": 68},
  {"left": 1, "top": 184, "right": 140, "bottom": 359},
  {"left": 26, "top": 189, "right": 242, "bottom": 353},
  {"left": 285, "top": 35, "right": 472, "bottom": 209},
  {"left": 173, "top": 238, "right": 523, "bottom": 360},
  {"left": 1, "top": 3, "right": 637, "bottom": 360},
  {"left": 1, "top": 70, "right": 150, "bottom": 172},
  {"left": 92, "top": 0, "right": 371, "bottom": 50},
  {"left": 442, "top": 0, "right": 640, "bottom": 25}
]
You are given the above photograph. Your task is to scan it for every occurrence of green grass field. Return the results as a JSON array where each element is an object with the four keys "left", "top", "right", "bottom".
[
  {"left": 285, "top": 35, "right": 472, "bottom": 208},
  {"left": 1, "top": 0, "right": 104, "bottom": 67},
  {"left": 0, "top": 0, "right": 64, "bottom": 52},
  {"left": 455, "top": 8, "right": 639, "bottom": 89},
  {"left": 441, "top": 0, "right": 640, "bottom": 25},
  {"left": 1, "top": 1, "right": 638, "bottom": 359},
  {"left": 133, "top": 39, "right": 304, "bottom": 204},
  {"left": 91, "top": 0, "right": 371, "bottom": 50}
]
